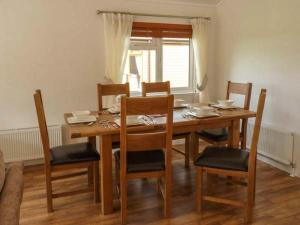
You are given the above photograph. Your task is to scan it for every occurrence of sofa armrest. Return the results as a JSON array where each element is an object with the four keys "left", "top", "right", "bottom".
[{"left": 0, "top": 162, "right": 24, "bottom": 225}]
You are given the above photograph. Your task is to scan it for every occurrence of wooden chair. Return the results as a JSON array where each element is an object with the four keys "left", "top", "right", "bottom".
[
  {"left": 142, "top": 81, "right": 191, "bottom": 168},
  {"left": 115, "top": 95, "right": 174, "bottom": 224},
  {"left": 195, "top": 81, "right": 252, "bottom": 153},
  {"left": 34, "top": 90, "right": 100, "bottom": 212},
  {"left": 97, "top": 83, "right": 130, "bottom": 111},
  {"left": 97, "top": 83, "right": 130, "bottom": 148},
  {"left": 194, "top": 89, "right": 267, "bottom": 222}
]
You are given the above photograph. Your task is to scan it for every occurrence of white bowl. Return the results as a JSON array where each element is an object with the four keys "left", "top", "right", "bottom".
[
  {"left": 218, "top": 99, "right": 234, "bottom": 107},
  {"left": 192, "top": 106, "right": 213, "bottom": 115},
  {"left": 174, "top": 99, "right": 185, "bottom": 107}
]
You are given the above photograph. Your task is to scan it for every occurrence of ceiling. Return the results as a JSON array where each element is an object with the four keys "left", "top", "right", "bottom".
[
  {"left": 167, "top": 0, "right": 222, "bottom": 5},
  {"left": 136, "top": 0, "right": 223, "bottom": 5}
]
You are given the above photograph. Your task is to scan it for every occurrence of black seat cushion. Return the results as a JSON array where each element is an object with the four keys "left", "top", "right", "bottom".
[
  {"left": 197, "top": 128, "right": 228, "bottom": 142},
  {"left": 194, "top": 146, "right": 249, "bottom": 171},
  {"left": 50, "top": 142, "right": 100, "bottom": 166},
  {"left": 114, "top": 149, "right": 165, "bottom": 173}
]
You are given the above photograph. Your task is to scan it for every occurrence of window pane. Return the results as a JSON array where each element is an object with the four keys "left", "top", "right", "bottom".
[
  {"left": 123, "top": 50, "right": 156, "bottom": 92},
  {"left": 162, "top": 38, "right": 190, "bottom": 88}
]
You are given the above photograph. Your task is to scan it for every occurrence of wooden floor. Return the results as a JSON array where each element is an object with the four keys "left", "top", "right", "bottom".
[{"left": 20, "top": 145, "right": 300, "bottom": 225}]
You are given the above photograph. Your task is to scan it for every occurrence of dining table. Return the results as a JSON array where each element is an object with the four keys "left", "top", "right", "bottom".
[{"left": 64, "top": 104, "right": 256, "bottom": 215}]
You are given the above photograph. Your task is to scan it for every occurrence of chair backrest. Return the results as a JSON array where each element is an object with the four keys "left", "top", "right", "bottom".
[
  {"left": 248, "top": 89, "right": 267, "bottom": 174},
  {"left": 97, "top": 83, "right": 130, "bottom": 111},
  {"left": 226, "top": 81, "right": 252, "bottom": 110},
  {"left": 142, "top": 81, "right": 170, "bottom": 97},
  {"left": 226, "top": 81, "right": 253, "bottom": 148},
  {"left": 34, "top": 90, "right": 51, "bottom": 164},
  {"left": 120, "top": 95, "right": 174, "bottom": 174}
]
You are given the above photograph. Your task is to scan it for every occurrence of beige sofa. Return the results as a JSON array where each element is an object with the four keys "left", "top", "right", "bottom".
[{"left": 0, "top": 150, "right": 24, "bottom": 225}]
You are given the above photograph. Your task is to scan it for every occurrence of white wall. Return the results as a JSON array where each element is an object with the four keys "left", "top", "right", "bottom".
[
  {"left": 216, "top": 0, "right": 300, "bottom": 132},
  {"left": 0, "top": 0, "right": 216, "bottom": 130},
  {"left": 216, "top": 0, "right": 300, "bottom": 174}
]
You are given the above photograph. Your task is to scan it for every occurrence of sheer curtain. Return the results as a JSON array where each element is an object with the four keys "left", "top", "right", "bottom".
[
  {"left": 191, "top": 18, "right": 210, "bottom": 102},
  {"left": 102, "top": 13, "right": 133, "bottom": 83}
]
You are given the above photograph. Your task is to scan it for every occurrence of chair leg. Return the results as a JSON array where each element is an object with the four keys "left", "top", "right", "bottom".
[
  {"left": 195, "top": 168, "right": 203, "bottom": 213},
  {"left": 45, "top": 168, "right": 53, "bottom": 213},
  {"left": 241, "top": 138, "right": 247, "bottom": 149},
  {"left": 93, "top": 161, "right": 100, "bottom": 203},
  {"left": 246, "top": 176, "right": 255, "bottom": 223},
  {"left": 157, "top": 178, "right": 161, "bottom": 195},
  {"left": 120, "top": 179, "right": 127, "bottom": 225},
  {"left": 241, "top": 128, "right": 247, "bottom": 149},
  {"left": 253, "top": 160, "right": 257, "bottom": 203},
  {"left": 115, "top": 157, "right": 120, "bottom": 198},
  {"left": 164, "top": 175, "right": 171, "bottom": 218},
  {"left": 193, "top": 133, "right": 200, "bottom": 161},
  {"left": 184, "top": 135, "right": 190, "bottom": 168},
  {"left": 88, "top": 164, "right": 94, "bottom": 187}
]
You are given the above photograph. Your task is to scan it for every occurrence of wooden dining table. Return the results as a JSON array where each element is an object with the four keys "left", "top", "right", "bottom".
[{"left": 64, "top": 105, "right": 256, "bottom": 215}]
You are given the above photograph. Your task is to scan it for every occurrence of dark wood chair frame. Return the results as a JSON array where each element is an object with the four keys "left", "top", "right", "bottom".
[
  {"left": 119, "top": 95, "right": 174, "bottom": 224},
  {"left": 34, "top": 90, "right": 100, "bottom": 212},
  {"left": 97, "top": 83, "right": 130, "bottom": 111},
  {"left": 142, "top": 81, "right": 191, "bottom": 168},
  {"left": 195, "top": 81, "right": 252, "bottom": 154},
  {"left": 195, "top": 89, "right": 266, "bottom": 223}
]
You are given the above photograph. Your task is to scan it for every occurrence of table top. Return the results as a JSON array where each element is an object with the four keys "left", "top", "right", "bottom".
[{"left": 64, "top": 105, "right": 256, "bottom": 138}]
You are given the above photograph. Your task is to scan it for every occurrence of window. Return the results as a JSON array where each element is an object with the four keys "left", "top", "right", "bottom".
[
  {"left": 123, "top": 22, "right": 195, "bottom": 93},
  {"left": 123, "top": 37, "right": 194, "bottom": 92}
]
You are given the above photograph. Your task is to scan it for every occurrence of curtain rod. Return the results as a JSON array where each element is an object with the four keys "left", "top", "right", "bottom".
[{"left": 96, "top": 10, "right": 211, "bottom": 21}]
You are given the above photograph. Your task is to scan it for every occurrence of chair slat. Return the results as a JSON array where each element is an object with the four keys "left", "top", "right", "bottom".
[
  {"left": 227, "top": 81, "right": 252, "bottom": 96},
  {"left": 142, "top": 81, "right": 170, "bottom": 97},
  {"left": 125, "top": 96, "right": 170, "bottom": 115},
  {"left": 127, "top": 132, "right": 166, "bottom": 152},
  {"left": 97, "top": 83, "right": 130, "bottom": 111}
]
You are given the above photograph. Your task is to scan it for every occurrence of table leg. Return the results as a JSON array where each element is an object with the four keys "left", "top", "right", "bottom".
[
  {"left": 100, "top": 134, "right": 113, "bottom": 214},
  {"left": 229, "top": 119, "right": 240, "bottom": 148}
]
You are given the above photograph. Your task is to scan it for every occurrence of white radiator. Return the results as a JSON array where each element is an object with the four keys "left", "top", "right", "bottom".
[
  {"left": 0, "top": 126, "right": 62, "bottom": 162},
  {"left": 247, "top": 123, "right": 294, "bottom": 168}
]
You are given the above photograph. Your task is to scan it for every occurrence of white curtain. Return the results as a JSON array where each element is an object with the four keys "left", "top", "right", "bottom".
[
  {"left": 103, "top": 13, "right": 133, "bottom": 83},
  {"left": 191, "top": 18, "right": 210, "bottom": 102}
]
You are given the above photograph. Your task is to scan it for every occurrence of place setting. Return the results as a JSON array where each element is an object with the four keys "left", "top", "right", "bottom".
[
  {"left": 66, "top": 110, "right": 97, "bottom": 125},
  {"left": 210, "top": 99, "right": 239, "bottom": 110},
  {"left": 182, "top": 105, "right": 220, "bottom": 119},
  {"left": 174, "top": 99, "right": 189, "bottom": 109}
]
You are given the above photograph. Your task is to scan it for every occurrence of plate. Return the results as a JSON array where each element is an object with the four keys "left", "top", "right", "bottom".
[
  {"left": 72, "top": 110, "right": 91, "bottom": 117},
  {"left": 174, "top": 104, "right": 188, "bottom": 109},
  {"left": 186, "top": 111, "right": 220, "bottom": 118},
  {"left": 114, "top": 116, "right": 145, "bottom": 127},
  {"left": 211, "top": 104, "right": 238, "bottom": 109},
  {"left": 67, "top": 115, "right": 97, "bottom": 124}
]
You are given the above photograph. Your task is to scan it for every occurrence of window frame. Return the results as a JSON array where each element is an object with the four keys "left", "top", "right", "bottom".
[{"left": 127, "top": 37, "right": 195, "bottom": 95}]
